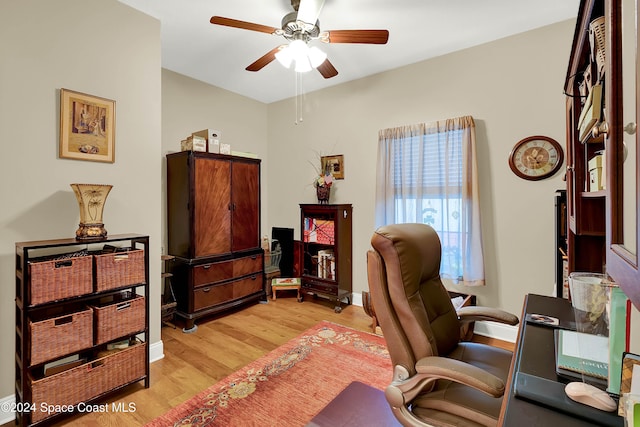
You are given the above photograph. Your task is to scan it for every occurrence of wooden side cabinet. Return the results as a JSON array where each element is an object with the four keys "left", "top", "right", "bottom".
[
  {"left": 299, "top": 204, "right": 352, "bottom": 312},
  {"left": 14, "top": 234, "right": 150, "bottom": 426},
  {"left": 166, "top": 151, "right": 264, "bottom": 330}
]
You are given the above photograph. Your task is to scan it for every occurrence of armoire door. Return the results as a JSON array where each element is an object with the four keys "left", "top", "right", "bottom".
[
  {"left": 194, "top": 157, "right": 231, "bottom": 257},
  {"left": 231, "top": 160, "right": 260, "bottom": 252}
]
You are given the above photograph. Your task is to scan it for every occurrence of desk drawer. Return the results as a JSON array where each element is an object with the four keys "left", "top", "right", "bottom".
[{"left": 193, "top": 275, "right": 261, "bottom": 311}]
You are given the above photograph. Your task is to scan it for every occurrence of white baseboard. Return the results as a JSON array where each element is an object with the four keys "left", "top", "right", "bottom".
[
  {"left": 0, "top": 339, "right": 165, "bottom": 424},
  {"left": 471, "top": 321, "right": 518, "bottom": 343},
  {"left": 0, "top": 394, "right": 15, "bottom": 424},
  {"left": 352, "top": 292, "right": 363, "bottom": 307},
  {"left": 150, "top": 339, "right": 164, "bottom": 363}
]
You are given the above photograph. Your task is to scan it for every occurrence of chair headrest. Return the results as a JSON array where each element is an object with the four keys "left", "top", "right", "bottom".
[{"left": 371, "top": 223, "right": 442, "bottom": 285}]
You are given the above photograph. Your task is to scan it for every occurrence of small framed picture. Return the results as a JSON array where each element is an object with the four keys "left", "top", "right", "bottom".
[
  {"left": 59, "top": 88, "right": 115, "bottom": 163},
  {"left": 321, "top": 154, "right": 344, "bottom": 179}
]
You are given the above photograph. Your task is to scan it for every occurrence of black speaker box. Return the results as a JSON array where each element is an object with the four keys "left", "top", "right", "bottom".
[{"left": 272, "top": 227, "right": 294, "bottom": 277}]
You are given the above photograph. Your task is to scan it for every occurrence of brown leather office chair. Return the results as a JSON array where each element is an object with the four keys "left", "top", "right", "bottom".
[{"left": 367, "top": 223, "right": 519, "bottom": 427}]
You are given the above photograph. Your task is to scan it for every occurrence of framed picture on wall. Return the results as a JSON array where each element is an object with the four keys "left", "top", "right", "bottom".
[
  {"left": 321, "top": 154, "right": 344, "bottom": 179},
  {"left": 59, "top": 88, "right": 115, "bottom": 163}
]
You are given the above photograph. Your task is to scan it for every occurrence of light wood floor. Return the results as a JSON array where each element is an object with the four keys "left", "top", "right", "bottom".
[{"left": 3, "top": 297, "right": 513, "bottom": 427}]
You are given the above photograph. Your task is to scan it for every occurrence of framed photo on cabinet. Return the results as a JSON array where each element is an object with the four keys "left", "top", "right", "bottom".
[{"left": 59, "top": 88, "right": 115, "bottom": 163}]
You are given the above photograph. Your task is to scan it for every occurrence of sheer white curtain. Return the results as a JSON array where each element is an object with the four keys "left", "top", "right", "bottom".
[{"left": 375, "top": 115, "right": 485, "bottom": 286}]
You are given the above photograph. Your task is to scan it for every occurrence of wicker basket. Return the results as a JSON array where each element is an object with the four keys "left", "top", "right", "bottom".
[
  {"left": 29, "top": 342, "right": 146, "bottom": 423},
  {"left": 29, "top": 255, "right": 93, "bottom": 305},
  {"left": 93, "top": 293, "right": 145, "bottom": 345},
  {"left": 94, "top": 249, "right": 145, "bottom": 292},
  {"left": 29, "top": 308, "right": 93, "bottom": 366}
]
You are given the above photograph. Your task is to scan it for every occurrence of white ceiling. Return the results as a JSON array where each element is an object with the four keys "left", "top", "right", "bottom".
[{"left": 118, "top": 0, "right": 579, "bottom": 104}]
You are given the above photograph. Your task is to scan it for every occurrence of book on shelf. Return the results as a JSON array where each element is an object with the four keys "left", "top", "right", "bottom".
[
  {"left": 44, "top": 355, "right": 86, "bottom": 377},
  {"left": 303, "top": 217, "right": 316, "bottom": 242},
  {"left": 315, "top": 220, "right": 335, "bottom": 245},
  {"left": 303, "top": 218, "right": 335, "bottom": 244},
  {"left": 316, "top": 249, "right": 335, "bottom": 279}
]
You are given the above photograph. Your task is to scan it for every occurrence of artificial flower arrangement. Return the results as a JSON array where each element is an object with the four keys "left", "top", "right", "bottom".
[
  {"left": 314, "top": 170, "right": 335, "bottom": 188},
  {"left": 312, "top": 158, "right": 335, "bottom": 204},
  {"left": 311, "top": 156, "right": 335, "bottom": 188}
]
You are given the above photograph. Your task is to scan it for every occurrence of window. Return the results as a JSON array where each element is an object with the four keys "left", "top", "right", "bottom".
[{"left": 375, "top": 116, "right": 485, "bottom": 286}]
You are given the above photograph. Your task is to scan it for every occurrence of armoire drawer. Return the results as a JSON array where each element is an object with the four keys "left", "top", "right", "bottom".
[
  {"left": 193, "top": 275, "right": 262, "bottom": 311},
  {"left": 193, "top": 260, "right": 233, "bottom": 286},
  {"left": 233, "top": 253, "right": 263, "bottom": 277},
  {"left": 193, "top": 254, "right": 263, "bottom": 286}
]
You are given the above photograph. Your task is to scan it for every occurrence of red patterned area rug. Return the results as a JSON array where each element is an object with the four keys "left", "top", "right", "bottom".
[{"left": 146, "top": 321, "right": 391, "bottom": 427}]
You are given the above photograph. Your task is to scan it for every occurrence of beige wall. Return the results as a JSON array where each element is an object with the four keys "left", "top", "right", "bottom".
[
  {"left": 0, "top": 0, "right": 161, "bottom": 398},
  {"left": 266, "top": 20, "right": 574, "bottom": 315}
]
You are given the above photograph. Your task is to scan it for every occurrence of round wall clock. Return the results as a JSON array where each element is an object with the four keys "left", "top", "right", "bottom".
[{"left": 508, "top": 135, "right": 564, "bottom": 181}]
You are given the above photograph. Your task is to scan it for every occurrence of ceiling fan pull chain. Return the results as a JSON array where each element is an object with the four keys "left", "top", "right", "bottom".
[{"left": 295, "top": 72, "right": 304, "bottom": 125}]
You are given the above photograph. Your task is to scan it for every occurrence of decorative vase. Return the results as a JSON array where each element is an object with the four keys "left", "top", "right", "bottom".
[
  {"left": 71, "top": 183, "right": 112, "bottom": 240},
  {"left": 316, "top": 186, "right": 330, "bottom": 204}
]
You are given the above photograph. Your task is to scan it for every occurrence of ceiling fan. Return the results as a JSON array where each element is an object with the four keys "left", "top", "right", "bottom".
[{"left": 210, "top": 0, "right": 389, "bottom": 79}]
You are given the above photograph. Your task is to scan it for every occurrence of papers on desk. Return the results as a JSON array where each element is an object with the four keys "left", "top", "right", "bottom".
[{"left": 555, "top": 329, "right": 609, "bottom": 380}]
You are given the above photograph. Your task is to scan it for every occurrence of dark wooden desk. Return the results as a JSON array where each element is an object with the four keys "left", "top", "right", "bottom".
[{"left": 499, "top": 294, "right": 623, "bottom": 426}]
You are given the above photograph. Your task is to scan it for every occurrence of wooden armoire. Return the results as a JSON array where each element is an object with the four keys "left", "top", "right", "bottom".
[{"left": 166, "top": 151, "right": 264, "bottom": 331}]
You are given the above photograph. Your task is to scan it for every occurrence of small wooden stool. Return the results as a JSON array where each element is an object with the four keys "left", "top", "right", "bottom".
[{"left": 272, "top": 278, "right": 302, "bottom": 302}]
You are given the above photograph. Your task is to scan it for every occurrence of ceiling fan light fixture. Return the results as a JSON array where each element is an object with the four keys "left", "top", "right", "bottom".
[
  {"left": 308, "top": 46, "right": 327, "bottom": 67},
  {"left": 294, "top": 56, "right": 312, "bottom": 72},
  {"left": 275, "top": 47, "right": 294, "bottom": 68},
  {"left": 288, "top": 39, "right": 308, "bottom": 56},
  {"left": 276, "top": 39, "right": 325, "bottom": 73}
]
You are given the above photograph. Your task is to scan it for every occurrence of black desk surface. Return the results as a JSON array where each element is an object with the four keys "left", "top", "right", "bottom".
[{"left": 499, "top": 294, "right": 624, "bottom": 426}]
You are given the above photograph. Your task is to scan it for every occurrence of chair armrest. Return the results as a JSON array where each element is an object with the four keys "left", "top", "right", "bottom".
[
  {"left": 385, "top": 356, "right": 506, "bottom": 408},
  {"left": 457, "top": 306, "right": 519, "bottom": 326},
  {"left": 416, "top": 356, "right": 505, "bottom": 397}
]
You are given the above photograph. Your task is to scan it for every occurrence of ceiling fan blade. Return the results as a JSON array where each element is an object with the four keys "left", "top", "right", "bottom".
[
  {"left": 246, "top": 46, "right": 285, "bottom": 72},
  {"left": 210, "top": 16, "right": 278, "bottom": 35},
  {"left": 316, "top": 58, "right": 338, "bottom": 79},
  {"left": 322, "top": 29, "right": 389, "bottom": 44},
  {"left": 296, "top": 0, "right": 325, "bottom": 25}
]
